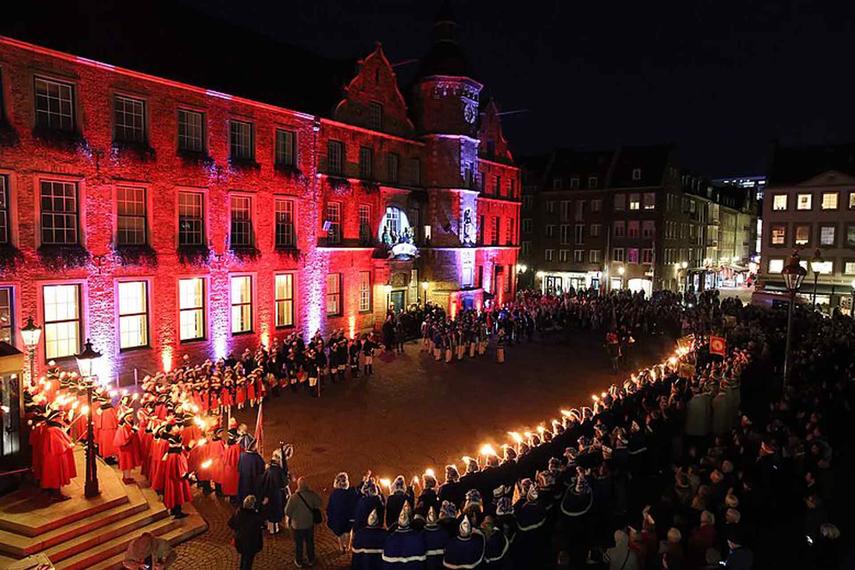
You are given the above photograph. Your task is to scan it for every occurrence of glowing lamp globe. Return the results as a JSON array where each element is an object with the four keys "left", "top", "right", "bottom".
[
  {"left": 810, "top": 250, "right": 824, "bottom": 274},
  {"left": 20, "top": 316, "right": 42, "bottom": 350},
  {"left": 75, "top": 339, "right": 102, "bottom": 379},
  {"left": 781, "top": 253, "right": 807, "bottom": 292}
]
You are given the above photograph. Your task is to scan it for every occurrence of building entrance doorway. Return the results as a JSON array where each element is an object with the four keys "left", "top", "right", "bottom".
[{"left": 390, "top": 290, "right": 406, "bottom": 313}]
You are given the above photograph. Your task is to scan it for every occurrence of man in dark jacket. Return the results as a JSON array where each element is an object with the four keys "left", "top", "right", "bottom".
[{"left": 228, "top": 495, "right": 266, "bottom": 570}]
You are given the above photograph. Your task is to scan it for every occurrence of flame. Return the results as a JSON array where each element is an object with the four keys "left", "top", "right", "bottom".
[
  {"left": 461, "top": 455, "right": 472, "bottom": 464},
  {"left": 591, "top": 394, "right": 599, "bottom": 402},
  {"left": 194, "top": 416, "right": 206, "bottom": 429},
  {"left": 379, "top": 478, "right": 391, "bottom": 490},
  {"left": 196, "top": 438, "right": 207, "bottom": 447},
  {"left": 201, "top": 459, "right": 213, "bottom": 469},
  {"left": 132, "top": 393, "right": 139, "bottom": 401},
  {"left": 479, "top": 444, "right": 497, "bottom": 457},
  {"left": 424, "top": 468, "right": 435, "bottom": 478},
  {"left": 508, "top": 431, "right": 523, "bottom": 444},
  {"left": 560, "top": 409, "right": 573, "bottom": 418},
  {"left": 668, "top": 356, "right": 678, "bottom": 366},
  {"left": 536, "top": 425, "right": 546, "bottom": 434}
]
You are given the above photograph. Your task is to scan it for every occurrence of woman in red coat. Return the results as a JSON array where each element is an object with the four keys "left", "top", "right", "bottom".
[
  {"left": 28, "top": 414, "right": 47, "bottom": 483},
  {"left": 205, "top": 427, "right": 226, "bottom": 494},
  {"left": 39, "top": 409, "right": 77, "bottom": 500},
  {"left": 149, "top": 424, "right": 170, "bottom": 493},
  {"left": 96, "top": 399, "right": 119, "bottom": 461},
  {"left": 162, "top": 435, "right": 194, "bottom": 518},
  {"left": 114, "top": 410, "right": 142, "bottom": 483},
  {"left": 221, "top": 429, "right": 241, "bottom": 500}
]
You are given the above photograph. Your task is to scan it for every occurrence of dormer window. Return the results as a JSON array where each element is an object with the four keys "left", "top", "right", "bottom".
[
  {"left": 368, "top": 102, "right": 383, "bottom": 131},
  {"left": 632, "top": 168, "right": 642, "bottom": 181}
]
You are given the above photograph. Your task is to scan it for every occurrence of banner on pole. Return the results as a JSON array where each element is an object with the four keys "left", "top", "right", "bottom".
[{"left": 710, "top": 335, "right": 727, "bottom": 356}]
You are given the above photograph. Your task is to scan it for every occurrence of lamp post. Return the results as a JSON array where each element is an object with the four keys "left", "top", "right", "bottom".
[
  {"left": 809, "top": 249, "right": 823, "bottom": 310},
  {"left": 20, "top": 316, "right": 42, "bottom": 388},
  {"left": 421, "top": 281, "right": 429, "bottom": 305},
  {"left": 75, "top": 339, "right": 102, "bottom": 499},
  {"left": 781, "top": 252, "right": 807, "bottom": 391}
]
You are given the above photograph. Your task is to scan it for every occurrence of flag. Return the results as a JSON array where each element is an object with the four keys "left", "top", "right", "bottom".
[
  {"left": 254, "top": 402, "right": 264, "bottom": 458},
  {"left": 710, "top": 335, "right": 726, "bottom": 356}
]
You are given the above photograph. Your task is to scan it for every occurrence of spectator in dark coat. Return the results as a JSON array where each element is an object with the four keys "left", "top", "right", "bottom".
[
  {"left": 228, "top": 495, "right": 266, "bottom": 570},
  {"left": 258, "top": 450, "right": 288, "bottom": 535},
  {"left": 327, "top": 472, "right": 359, "bottom": 553}
]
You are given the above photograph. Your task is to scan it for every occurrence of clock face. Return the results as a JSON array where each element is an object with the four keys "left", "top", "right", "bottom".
[{"left": 463, "top": 102, "right": 477, "bottom": 124}]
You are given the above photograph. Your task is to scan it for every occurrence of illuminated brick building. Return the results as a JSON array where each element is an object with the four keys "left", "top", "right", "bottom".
[{"left": 0, "top": 9, "right": 520, "bottom": 381}]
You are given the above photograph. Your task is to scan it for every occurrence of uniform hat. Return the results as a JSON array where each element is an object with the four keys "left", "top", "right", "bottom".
[
  {"left": 367, "top": 509, "right": 380, "bottom": 527},
  {"left": 425, "top": 507, "right": 438, "bottom": 527},
  {"left": 464, "top": 489, "right": 482, "bottom": 508},
  {"left": 463, "top": 456, "right": 479, "bottom": 474},
  {"left": 361, "top": 480, "right": 379, "bottom": 497},
  {"left": 444, "top": 464, "right": 460, "bottom": 483},
  {"left": 422, "top": 472, "right": 437, "bottom": 489},
  {"left": 526, "top": 484, "right": 539, "bottom": 502},
  {"left": 397, "top": 502, "right": 412, "bottom": 528},
  {"left": 459, "top": 515, "right": 473, "bottom": 538},
  {"left": 334, "top": 472, "right": 349, "bottom": 490},
  {"left": 519, "top": 478, "right": 534, "bottom": 498},
  {"left": 391, "top": 475, "right": 406, "bottom": 494},
  {"left": 119, "top": 409, "right": 134, "bottom": 422}
]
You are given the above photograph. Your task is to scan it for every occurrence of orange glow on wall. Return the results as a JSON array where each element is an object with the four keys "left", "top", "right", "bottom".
[{"left": 161, "top": 347, "right": 173, "bottom": 373}]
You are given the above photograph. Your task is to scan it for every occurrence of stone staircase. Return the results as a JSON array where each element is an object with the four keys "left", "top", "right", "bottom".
[{"left": 0, "top": 449, "right": 207, "bottom": 570}]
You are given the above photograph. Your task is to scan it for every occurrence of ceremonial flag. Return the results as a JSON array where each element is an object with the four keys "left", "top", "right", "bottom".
[
  {"left": 710, "top": 335, "right": 726, "bottom": 356},
  {"left": 254, "top": 402, "right": 264, "bottom": 457}
]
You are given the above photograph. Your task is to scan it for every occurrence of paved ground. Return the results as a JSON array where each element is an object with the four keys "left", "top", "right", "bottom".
[{"left": 171, "top": 331, "right": 672, "bottom": 569}]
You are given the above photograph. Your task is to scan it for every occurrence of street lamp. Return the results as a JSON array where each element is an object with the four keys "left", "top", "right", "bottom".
[
  {"left": 809, "top": 249, "right": 823, "bottom": 309},
  {"left": 75, "top": 339, "right": 102, "bottom": 499},
  {"left": 421, "top": 281, "right": 429, "bottom": 305},
  {"left": 20, "top": 316, "right": 42, "bottom": 387},
  {"left": 781, "top": 252, "right": 807, "bottom": 391}
]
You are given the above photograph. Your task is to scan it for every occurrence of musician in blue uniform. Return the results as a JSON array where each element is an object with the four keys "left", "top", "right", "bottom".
[
  {"left": 355, "top": 478, "right": 386, "bottom": 530},
  {"left": 327, "top": 472, "right": 359, "bottom": 553},
  {"left": 385, "top": 475, "right": 415, "bottom": 528},
  {"left": 352, "top": 509, "right": 385, "bottom": 570},
  {"left": 438, "top": 465, "right": 463, "bottom": 509},
  {"left": 415, "top": 471, "right": 440, "bottom": 522},
  {"left": 512, "top": 485, "right": 548, "bottom": 569},
  {"left": 442, "top": 516, "right": 485, "bottom": 569},
  {"left": 382, "top": 503, "right": 427, "bottom": 569},
  {"left": 423, "top": 508, "right": 449, "bottom": 570},
  {"left": 481, "top": 516, "right": 511, "bottom": 568}
]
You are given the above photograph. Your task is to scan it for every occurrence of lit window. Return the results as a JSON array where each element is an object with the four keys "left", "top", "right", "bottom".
[
  {"left": 43, "top": 284, "right": 80, "bottom": 360},
  {"left": 230, "top": 276, "right": 252, "bottom": 334},
  {"left": 113, "top": 95, "right": 146, "bottom": 144},
  {"left": 116, "top": 186, "right": 146, "bottom": 246},
  {"left": 813, "top": 260, "right": 833, "bottom": 274},
  {"left": 368, "top": 102, "right": 383, "bottom": 131},
  {"left": 629, "top": 193, "right": 640, "bottom": 210},
  {"left": 178, "top": 191, "right": 204, "bottom": 246},
  {"left": 545, "top": 249, "right": 554, "bottom": 261},
  {"left": 796, "top": 193, "right": 812, "bottom": 210},
  {"left": 628, "top": 248, "right": 640, "bottom": 263},
  {"left": 326, "top": 273, "right": 341, "bottom": 316},
  {"left": 0, "top": 175, "right": 9, "bottom": 245},
  {"left": 613, "top": 248, "right": 625, "bottom": 262},
  {"left": 177, "top": 109, "right": 204, "bottom": 153},
  {"left": 275, "top": 129, "right": 296, "bottom": 167},
  {"left": 359, "top": 146, "right": 374, "bottom": 179},
  {"left": 772, "top": 194, "right": 788, "bottom": 211},
  {"left": 118, "top": 281, "right": 148, "bottom": 349},
  {"left": 847, "top": 225, "right": 855, "bottom": 247},
  {"left": 229, "top": 195, "right": 253, "bottom": 248},
  {"left": 844, "top": 261, "right": 855, "bottom": 275},
  {"left": 275, "top": 198, "right": 295, "bottom": 248},
  {"left": 387, "top": 153, "right": 399, "bottom": 184},
  {"left": 821, "top": 192, "right": 838, "bottom": 210},
  {"left": 643, "top": 192, "right": 656, "bottom": 210},
  {"left": 770, "top": 224, "right": 786, "bottom": 246},
  {"left": 179, "top": 278, "right": 205, "bottom": 341},
  {"left": 359, "top": 204, "right": 371, "bottom": 244},
  {"left": 275, "top": 274, "right": 294, "bottom": 327},
  {"left": 850, "top": 192, "right": 855, "bottom": 210},
  {"left": 614, "top": 194, "right": 625, "bottom": 211},
  {"left": 794, "top": 224, "right": 810, "bottom": 246},
  {"left": 359, "top": 271, "right": 371, "bottom": 312},
  {"left": 768, "top": 258, "right": 784, "bottom": 273},
  {"left": 34, "top": 76, "right": 74, "bottom": 131},
  {"left": 820, "top": 225, "right": 836, "bottom": 246},
  {"left": 229, "top": 120, "right": 254, "bottom": 161},
  {"left": 0, "top": 287, "right": 14, "bottom": 346},
  {"left": 326, "top": 202, "right": 342, "bottom": 244},
  {"left": 327, "top": 140, "right": 344, "bottom": 175},
  {"left": 40, "top": 180, "right": 78, "bottom": 245}
]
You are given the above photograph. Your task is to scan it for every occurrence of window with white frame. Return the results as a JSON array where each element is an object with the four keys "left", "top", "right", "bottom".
[
  {"left": 770, "top": 224, "right": 786, "bottom": 246},
  {"left": 629, "top": 193, "right": 641, "bottom": 210},
  {"left": 573, "top": 249, "right": 584, "bottom": 263},
  {"left": 326, "top": 273, "right": 341, "bottom": 316},
  {"left": 794, "top": 224, "right": 810, "bottom": 246},
  {"left": 545, "top": 249, "right": 554, "bottom": 261},
  {"left": 0, "top": 175, "right": 9, "bottom": 245},
  {"left": 178, "top": 191, "right": 204, "bottom": 246},
  {"left": 492, "top": 216, "right": 500, "bottom": 245},
  {"left": 575, "top": 224, "right": 584, "bottom": 244},
  {"left": 359, "top": 146, "right": 374, "bottom": 179},
  {"left": 613, "top": 221, "right": 625, "bottom": 238},
  {"left": 589, "top": 249, "right": 601, "bottom": 263},
  {"left": 275, "top": 129, "right": 296, "bottom": 167},
  {"left": 521, "top": 241, "right": 531, "bottom": 256},
  {"left": 560, "top": 224, "right": 571, "bottom": 244},
  {"left": 559, "top": 249, "right": 570, "bottom": 263},
  {"left": 230, "top": 195, "right": 253, "bottom": 248},
  {"left": 359, "top": 271, "right": 371, "bottom": 312},
  {"left": 0, "top": 287, "right": 13, "bottom": 346},
  {"left": 772, "top": 194, "right": 788, "bottom": 211},
  {"left": 627, "top": 248, "right": 640, "bottom": 263},
  {"left": 118, "top": 281, "right": 148, "bottom": 349},
  {"left": 275, "top": 198, "right": 296, "bottom": 248},
  {"left": 40, "top": 180, "right": 78, "bottom": 245},
  {"left": 545, "top": 224, "right": 555, "bottom": 238},
  {"left": 569, "top": 178, "right": 580, "bottom": 189},
  {"left": 813, "top": 260, "right": 833, "bottom": 274},
  {"left": 575, "top": 200, "right": 585, "bottom": 221},
  {"left": 230, "top": 276, "right": 253, "bottom": 334},
  {"left": 844, "top": 261, "right": 855, "bottom": 275},
  {"left": 113, "top": 94, "right": 146, "bottom": 144},
  {"left": 820, "top": 225, "right": 836, "bottom": 247},
  {"left": 177, "top": 109, "right": 204, "bottom": 153},
  {"left": 588, "top": 176, "right": 598, "bottom": 188},
  {"left": 590, "top": 224, "right": 601, "bottom": 237},
  {"left": 369, "top": 102, "right": 383, "bottom": 131},
  {"left": 522, "top": 219, "right": 533, "bottom": 234},
  {"left": 387, "top": 152, "right": 399, "bottom": 184},
  {"left": 179, "top": 278, "right": 205, "bottom": 341},
  {"left": 546, "top": 201, "right": 556, "bottom": 214},
  {"left": 327, "top": 140, "right": 344, "bottom": 175},
  {"left": 796, "top": 193, "right": 812, "bottom": 210},
  {"left": 229, "top": 120, "right": 254, "bottom": 161},
  {"left": 43, "top": 284, "right": 81, "bottom": 360},
  {"left": 613, "top": 248, "right": 625, "bottom": 262},
  {"left": 642, "top": 220, "right": 655, "bottom": 239},
  {"left": 326, "top": 202, "right": 342, "bottom": 244},
  {"left": 560, "top": 201, "right": 571, "bottom": 222},
  {"left": 643, "top": 192, "right": 656, "bottom": 210},
  {"left": 768, "top": 258, "right": 784, "bottom": 273},
  {"left": 359, "top": 204, "right": 371, "bottom": 243},
  {"left": 275, "top": 274, "right": 294, "bottom": 327},
  {"left": 821, "top": 192, "right": 838, "bottom": 210},
  {"left": 849, "top": 192, "right": 855, "bottom": 210},
  {"left": 614, "top": 194, "right": 626, "bottom": 211},
  {"left": 628, "top": 221, "right": 640, "bottom": 238},
  {"left": 116, "top": 186, "right": 147, "bottom": 246},
  {"left": 642, "top": 248, "right": 654, "bottom": 264},
  {"left": 34, "top": 76, "right": 74, "bottom": 131}
]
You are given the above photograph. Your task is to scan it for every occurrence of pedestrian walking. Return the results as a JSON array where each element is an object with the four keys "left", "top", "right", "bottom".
[
  {"left": 228, "top": 495, "right": 266, "bottom": 570},
  {"left": 284, "top": 477, "right": 323, "bottom": 568}
]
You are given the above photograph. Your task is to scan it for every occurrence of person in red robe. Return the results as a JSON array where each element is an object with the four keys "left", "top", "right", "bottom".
[
  {"left": 137, "top": 404, "right": 155, "bottom": 480},
  {"left": 96, "top": 398, "right": 119, "bottom": 462},
  {"left": 114, "top": 409, "right": 142, "bottom": 483},
  {"left": 39, "top": 409, "right": 77, "bottom": 501},
  {"left": 206, "top": 427, "right": 226, "bottom": 495},
  {"left": 149, "top": 423, "right": 170, "bottom": 494},
  {"left": 221, "top": 428, "right": 241, "bottom": 501},
  {"left": 162, "top": 435, "right": 194, "bottom": 518},
  {"left": 28, "top": 413, "right": 47, "bottom": 483}
]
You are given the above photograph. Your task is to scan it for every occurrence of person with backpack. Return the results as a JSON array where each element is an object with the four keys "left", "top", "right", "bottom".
[{"left": 284, "top": 477, "right": 323, "bottom": 568}]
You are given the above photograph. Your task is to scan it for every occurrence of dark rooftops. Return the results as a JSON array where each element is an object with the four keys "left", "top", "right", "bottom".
[{"left": 768, "top": 143, "right": 855, "bottom": 186}]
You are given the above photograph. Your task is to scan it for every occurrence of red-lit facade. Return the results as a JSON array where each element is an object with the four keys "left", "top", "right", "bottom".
[{"left": 0, "top": 29, "right": 520, "bottom": 381}]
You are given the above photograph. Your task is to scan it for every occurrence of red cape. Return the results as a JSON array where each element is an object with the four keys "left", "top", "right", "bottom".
[
  {"left": 162, "top": 451, "right": 193, "bottom": 509},
  {"left": 39, "top": 425, "right": 77, "bottom": 490}
]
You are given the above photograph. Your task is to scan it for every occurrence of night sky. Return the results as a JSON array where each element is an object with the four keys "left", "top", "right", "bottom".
[{"left": 10, "top": 0, "right": 855, "bottom": 176}]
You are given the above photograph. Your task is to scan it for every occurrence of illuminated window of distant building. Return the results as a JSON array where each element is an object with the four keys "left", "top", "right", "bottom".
[
  {"left": 847, "top": 224, "right": 855, "bottom": 247},
  {"left": 230, "top": 275, "right": 252, "bottom": 334},
  {"left": 230, "top": 195, "right": 253, "bottom": 248},
  {"left": 813, "top": 260, "right": 833, "bottom": 274},
  {"left": 589, "top": 249, "right": 601, "bottom": 263},
  {"left": 849, "top": 192, "right": 855, "bottom": 210},
  {"left": 0, "top": 174, "right": 9, "bottom": 245},
  {"left": 177, "top": 191, "right": 204, "bottom": 246},
  {"left": 642, "top": 248, "right": 654, "bottom": 264},
  {"left": 629, "top": 193, "right": 640, "bottom": 210},
  {"left": 642, "top": 220, "right": 655, "bottom": 238},
  {"left": 772, "top": 194, "right": 787, "bottom": 211},
  {"left": 844, "top": 261, "right": 855, "bottom": 275},
  {"left": 819, "top": 225, "right": 836, "bottom": 247},
  {"left": 768, "top": 258, "right": 784, "bottom": 273},
  {"left": 558, "top": 249, "right": 570, "bottom": 263},
  {"left": 794, "top": 224, "right": 810, "bottom": 246},
  {"left": 275, "top": 198, "right": 295, "bottom": 248},
  {"left": 326, "top": 273, "right": 341, "bottom": 316},
  {"left": 643, "top": 192, "right": 656, "bottom": 210},
  {"left": 275, "top": 129, "right": 296, "bottom": 167},
  {"left": 43, "top": 284, "right": 81, "bottom": 359},
  {"left": 628, "top": 221, "right": 640, "bottom": 238},
  {"left": 118, "top": 281, "right": 148, "bottom": 350},
  {"left": 573, "top": 249, "right": 584, "bottom": 263},
  {"left": 627, "top": 248, "right": 640, "bottom": 263},
  {"left": 359, "top": 271, "right": 371, "bottom": 313},
  {"left": 796, "top": 193, "right": 812, "bottom": 210},
  {"left": 821, "top": 192, "right": 838, "bottom": 210},
  {"left": 40, "top": 180, "right": 78, "bottom": 245},
  {"left": 113, "top": 94, "right": 146, "bottom": 144},
  {"left": 545, "top": 249, "right": 554, "bottom": 261},
  {"left": 178, "top": 278, "right": 205, "bottom": 341},
  {"left": 770, "top": 224, "right": 786, "bottom": 246},
  {"left": 178, "top": 109, "right": 205, "bottom": 153},
  {"left": 275, "top": 274, "right": 294, "bottom": 328},
  {"left": 327, "top": 140, "right": 344, "bottom": 175},
  {"left": 229, "top": 120, "right": 254, "bottom": 161},
  {"left": 0, "top": 287, "right": 13, "bottom": 346},
  {"left": 117, "top": 186, "right": 147, "bottom": 246},
  {"left": 326, "top": 202, "right": 341, "bottom": 244},
  {"left": 34, "top": 76, "right": 74, "bottom": 131}
]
